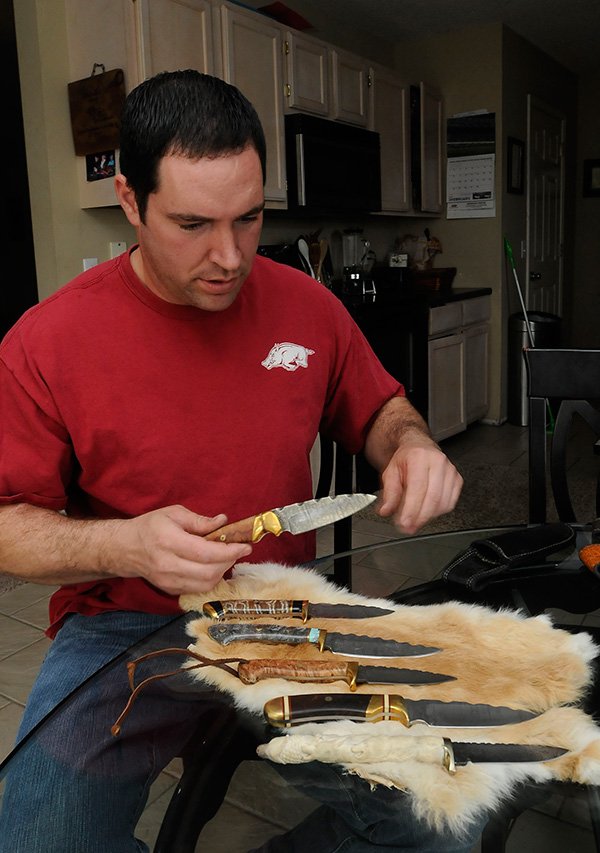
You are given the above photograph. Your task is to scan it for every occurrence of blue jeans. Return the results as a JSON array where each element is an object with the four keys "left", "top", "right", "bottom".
[
  {"left": 0, "top": 611, "right": 487, "bottom": 852},
  {"left": 0, "top": 611, "right": 208, "bottom": 853}
]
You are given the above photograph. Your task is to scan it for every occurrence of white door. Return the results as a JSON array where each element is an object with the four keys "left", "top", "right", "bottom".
[{"left": 526, "top": 96, "right": 565, "bottom": 314}]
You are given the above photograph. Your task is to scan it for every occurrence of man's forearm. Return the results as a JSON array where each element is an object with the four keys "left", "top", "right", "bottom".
[
  {"left": 0, "top": 503, "right": 124, "bottom": 584},
  {"left": 364, "top": 396, "right": 435, "bottom": 473}
]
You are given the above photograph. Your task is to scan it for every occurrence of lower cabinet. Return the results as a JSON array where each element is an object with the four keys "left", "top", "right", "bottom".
[{"left": 428, "top": 296, "right": 490, "bottom": 442}]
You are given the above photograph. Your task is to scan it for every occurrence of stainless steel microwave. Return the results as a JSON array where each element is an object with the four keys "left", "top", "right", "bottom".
[{"left": 284, "top": 113, "right": 381, "bottom": 214}]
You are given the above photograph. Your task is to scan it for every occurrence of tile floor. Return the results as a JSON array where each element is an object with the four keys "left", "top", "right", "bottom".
[{"left": 0, "top": 421, "right": 596, "bottom": 851}]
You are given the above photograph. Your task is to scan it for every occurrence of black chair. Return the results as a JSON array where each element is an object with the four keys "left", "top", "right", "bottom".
[{"left": 391, "top": 346, "right": 600, "bottom": 851}]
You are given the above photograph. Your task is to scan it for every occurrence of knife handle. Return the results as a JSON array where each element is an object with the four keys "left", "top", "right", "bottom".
[
  {"left": 208, "top": 623, "right": 314, "bottom": 647},
  {"left": 203, "top": 600, "right": 307, "bottom": 620},
  {"left": 206, "top": 511, "right": 283, "bottom": 543},
  {"left": 239, "top": 660, "right": 360, "bottom": 690},
  {"left": 264, "top": 694, "right": 410, "bottom": 727}
]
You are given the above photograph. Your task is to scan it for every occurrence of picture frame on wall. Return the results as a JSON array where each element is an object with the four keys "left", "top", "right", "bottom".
[
  {"left": 507, "top": 137, "right": 525, "bottom": 194},
  {"left": 583, "top": 159, "right": 600, "bottom": 197}
]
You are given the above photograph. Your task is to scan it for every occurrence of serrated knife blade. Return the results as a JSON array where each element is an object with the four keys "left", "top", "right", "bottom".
[
  {"left": 207, "top": 623, "right": 440, "bottom": 658},
  {"left": 205, "top": 493, "right": 376, "bottom": 544}
]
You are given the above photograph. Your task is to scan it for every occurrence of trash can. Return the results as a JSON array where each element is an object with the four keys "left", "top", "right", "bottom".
[{"left": 508, "top": 311, "right": 561, "bottom": 426}]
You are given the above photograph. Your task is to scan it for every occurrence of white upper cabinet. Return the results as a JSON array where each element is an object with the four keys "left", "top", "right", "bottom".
[
  {"left": 369, "top": 64, "right": 411, "bottom": 213},
  {"left": 330, "top": 47, "right": 371, "bottom": 127},
  {"left": 136, "top": 0, "right": 216, "bottom": 79},
  {"left": 283, "top": 31, "right": 329, "bottom": 116},
  {"left": 219, "top": 3, "right": 287, "bottom": 205}
]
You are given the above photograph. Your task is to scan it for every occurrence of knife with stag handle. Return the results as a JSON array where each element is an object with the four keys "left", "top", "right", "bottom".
[
  {"left": 205, "top": 493, "right": 376, "bottom": 543},
  {"left": 208, "top": 624, "right": 440, "bottom": 658},
  {"left": 263, "top": 693, "right": 538, "bottom": 728},
  {"left": 237, "top": 659, "right": 455, "bottom": 689},
  {"left": 203, "top": 599, "right": 394, "bottom": 621},
  {"left": 257, "top": 734, "right": 567, "bottom": 774}
]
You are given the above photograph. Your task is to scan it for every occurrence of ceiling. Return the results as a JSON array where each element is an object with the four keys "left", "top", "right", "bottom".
[{"left": 268, "top": 0, "right": 600, "bottom": 75}]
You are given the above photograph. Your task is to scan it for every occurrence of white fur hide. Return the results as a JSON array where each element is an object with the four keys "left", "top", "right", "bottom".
[{"left": 179, "top": 562, "right": 600, "bottom": 833}]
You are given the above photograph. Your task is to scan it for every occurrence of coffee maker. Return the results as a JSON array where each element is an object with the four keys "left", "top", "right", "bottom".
[{"left": 342, "top": 230, "right": 376, "bottom": 296}]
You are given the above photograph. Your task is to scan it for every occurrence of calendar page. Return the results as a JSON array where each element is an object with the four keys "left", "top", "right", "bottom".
[{"left": 446, "top": 153, "right": 496, "bottom": 219}]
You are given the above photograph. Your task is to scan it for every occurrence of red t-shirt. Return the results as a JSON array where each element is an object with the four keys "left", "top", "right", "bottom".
[{"left": 0, "top": 250, "right": 403, "bottom": 636}]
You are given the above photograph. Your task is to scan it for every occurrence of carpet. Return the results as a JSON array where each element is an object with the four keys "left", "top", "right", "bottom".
[{"left": 358, "top": 460, "right": 598, "bottom": 534}]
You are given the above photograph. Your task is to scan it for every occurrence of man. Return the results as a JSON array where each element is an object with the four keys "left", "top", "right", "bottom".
[{"left": 0, "top": 71, "right": 470, "bottom": 851}]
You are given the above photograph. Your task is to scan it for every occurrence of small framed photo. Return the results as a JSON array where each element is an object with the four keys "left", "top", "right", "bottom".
[
  {"left": 85, "top": 150, "right": 116, "bottom": 183},
  {"left": 507, "top": 137, "right": 525, "bottom": 194},
  {"left": 583, "top": 159, "right": 600, "bottom": 197}
]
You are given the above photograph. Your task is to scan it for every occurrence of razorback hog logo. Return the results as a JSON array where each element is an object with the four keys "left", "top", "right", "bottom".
[{"left": 261, "top": 342, "right": 315, "bottom": 372}]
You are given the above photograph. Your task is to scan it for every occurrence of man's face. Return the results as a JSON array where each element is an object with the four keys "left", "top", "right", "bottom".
[{"left": 119, "top": 147, "right": 265, "bottom": 311}]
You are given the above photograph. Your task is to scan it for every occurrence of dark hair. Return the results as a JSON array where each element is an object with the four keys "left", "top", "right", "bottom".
[{"left": 118, "top": 70, "right": 267, "bottom": 221}]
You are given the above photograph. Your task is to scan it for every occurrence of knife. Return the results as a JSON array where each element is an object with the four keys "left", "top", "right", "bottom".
[
  {"left": 257, "top": 734, "right": 566, "bottom": 774},
  {"left": 263, "top": 693, "right": 538, "bottom": 728},
  {"left": 205, "top": 493, "right": 376, "bottom": 543},
  {"left": 208, "top": 624, "right": 440, "bottom": 658},
  {"left": 237, "top": 659, "right": 455, "bottom": 689},
  {"left": 203, "top": 599, "right": 394, "bottom": 621}
]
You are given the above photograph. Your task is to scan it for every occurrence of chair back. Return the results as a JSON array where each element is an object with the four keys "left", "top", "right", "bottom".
[{"left": 524, "top": 347, "right": 600, "bottom": 523}]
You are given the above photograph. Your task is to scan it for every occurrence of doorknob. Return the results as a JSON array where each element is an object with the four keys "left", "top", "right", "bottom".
[{"left": 529, "top": 272, "right": 542, "bottom": 280}]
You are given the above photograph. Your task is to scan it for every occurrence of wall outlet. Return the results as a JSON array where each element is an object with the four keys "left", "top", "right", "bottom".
[
  {"left": 109, "top": 241, "right": 127, "bottom": 258},
  {"left": 83, "top": 258, "right": 98, "bottom": 271}
]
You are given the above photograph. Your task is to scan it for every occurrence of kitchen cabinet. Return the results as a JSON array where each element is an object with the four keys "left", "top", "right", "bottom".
[
  {"left": 283, "top": 31, "right": 329, "bottom": 116},
  {"left": 368, "top": 64, "right": 411, "bottom": 213},
  {"left": 330, "top": 47, "right": 371, "bottom": 127},
  {"left": 428, "top": 295, "right": 490, "bottom": 441},
  {"left": 136, "top": 0, "right": 215, "bottom": 78},
  {"left": 219, "top": 3, "right": 287, "bottom": 206}
]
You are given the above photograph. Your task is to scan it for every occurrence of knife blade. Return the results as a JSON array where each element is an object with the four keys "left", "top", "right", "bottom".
[
  {"left": 263, "top": 693, "right": 538, "bottom": 728},
  {"left": 205, "top": 493, "right": 376, "bottom": 543},
  {"left": 237, "top": 659, "right": 455, "bottom": 689},
  {"left": 202, "top": 599, "right": 394, "bottom": 621},
  {"left": 207, "top": 624, "right": 440, "bottom": 658},
  {"left": 257, "top": 734, "right": 566, "bottom": 774},
  {"left": 445, "top": 740, "right": 566, "bottom": 771}
]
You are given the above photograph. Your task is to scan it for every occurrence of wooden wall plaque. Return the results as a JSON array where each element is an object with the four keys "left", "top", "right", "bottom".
[{"left": 68, "top": 68, "right": 126, "bottom": 156}]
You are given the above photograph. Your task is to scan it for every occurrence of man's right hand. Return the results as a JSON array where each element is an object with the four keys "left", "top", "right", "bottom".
[
  {"left": 113, "top": 505, "right": 253, "bottom": 594},
  {"left": 0, "top": 502, "right": 252, "bottom": 594}
]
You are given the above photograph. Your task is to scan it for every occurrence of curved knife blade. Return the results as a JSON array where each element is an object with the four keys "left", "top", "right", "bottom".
[{"left": 207, "top": 623, "right": 440, "bottom": 658}]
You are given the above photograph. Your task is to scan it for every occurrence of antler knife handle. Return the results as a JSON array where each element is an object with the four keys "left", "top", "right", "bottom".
[
  {"left": 238, "top": 660, "right": 359, "bottom": 689},
  {"left": 203, "top": 600, "right": 307, "bottom": 619},
  {"left": 264, "top": 694, "right": 409, "bottom": 727},
  {"left": 206, "top": 511, "right": 283, "bottom": 543}
]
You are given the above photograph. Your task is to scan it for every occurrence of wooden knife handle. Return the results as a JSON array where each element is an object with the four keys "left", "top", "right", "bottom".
[
  {"left": 263, "top": 694, "right": 409, "bottom": 727},
  {"left": 238, "top": 659, "right": 358, "bottom": 688},
  {"left": 206, "top": 511, "right": 283, "bottom": 543},
  {"left": 203, "top": 600, "right": 306, "bottom": 619}
]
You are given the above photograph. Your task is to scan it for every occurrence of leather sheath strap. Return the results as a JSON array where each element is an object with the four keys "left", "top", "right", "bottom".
[{"left": 442, "top": 523, "right": 575, "bottom": 591}]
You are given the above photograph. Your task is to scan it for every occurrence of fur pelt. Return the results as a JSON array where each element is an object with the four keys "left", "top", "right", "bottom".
[{"left": 179, "top": 562, "right": 600, "bottom": 833}]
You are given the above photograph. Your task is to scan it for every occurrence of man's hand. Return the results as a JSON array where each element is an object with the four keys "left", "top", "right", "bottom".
[
  {"left": 364, "top": 396, "right": 462, "bottom": 534},
  {"left": 0, "top": 502, "right": 252, "bottom": 594},
  {"left": 377, "top": 441, "right": 462, "bottom": 534},
  {"left": 111, "top": 505, "right": 253, "bottom": 594}
]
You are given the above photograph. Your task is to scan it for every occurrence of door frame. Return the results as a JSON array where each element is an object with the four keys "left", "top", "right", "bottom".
[{"left": 525, "top": 94, "right": 566, "bottom": 313}]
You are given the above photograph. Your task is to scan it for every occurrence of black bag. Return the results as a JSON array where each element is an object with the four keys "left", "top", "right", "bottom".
[{"left": 442, "top": 523, "right": 575, "bottom": 592}]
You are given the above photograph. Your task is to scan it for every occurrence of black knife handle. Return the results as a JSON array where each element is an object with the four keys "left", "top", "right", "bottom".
[
  {"left": 263, "top": 693, "right": 410, "bottom": 727},
  {"left": 203, "top": 600, "right": 306, "bottom": 620}
]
